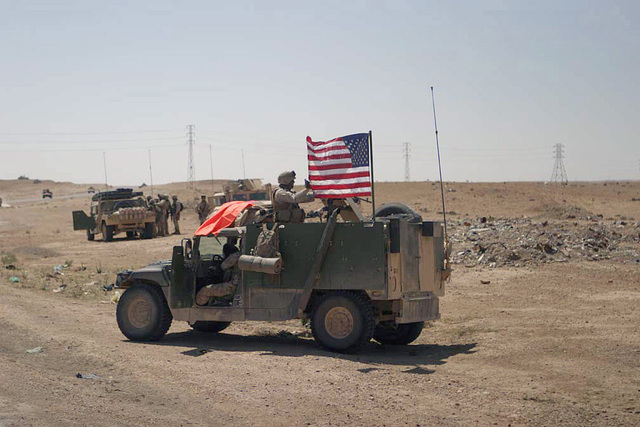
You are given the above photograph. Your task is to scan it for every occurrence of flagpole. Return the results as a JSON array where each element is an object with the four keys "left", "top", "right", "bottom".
[{"left": 369, "top": 130, "right": 376, "bottom": 222}]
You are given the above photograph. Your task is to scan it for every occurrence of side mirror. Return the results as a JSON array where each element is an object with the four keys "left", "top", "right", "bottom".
[{"left": 182, "top": 239, "right": 193, "bottom": 260}]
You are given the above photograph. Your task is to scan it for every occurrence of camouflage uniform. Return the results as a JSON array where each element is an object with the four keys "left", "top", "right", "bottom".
[
  {"left": 196, "top": 195, "right": 212, "bottom": 224},
  {"left": 195, "top": 252, "right": 241, "bottom": 305},
  {"left": 149, "top": 199, "right": 163, "bottom": 237},
  {"left": 272, "top": 171, "right": 314, "bottom": 223},
  {"left": 170, "top": 195, "right": 183, "bottom": 235},
  {"left": 157, "top": 195, "right": 170, "bottom": 237}
]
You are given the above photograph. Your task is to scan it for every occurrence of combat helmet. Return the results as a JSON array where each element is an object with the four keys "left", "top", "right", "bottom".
[{"left": 278, "top": 170, "right": 296, "bottom": 187}]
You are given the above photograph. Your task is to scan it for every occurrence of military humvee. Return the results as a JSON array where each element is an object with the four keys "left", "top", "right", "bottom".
[
  {"left": 72, "top": 188, "right": 155, "bottom": 242},
  {"left": 115, "top": 202, "right": 450, "bottom": 353},
  {"left": 209, "top": 179, "right": 272, "bottom": 208}
]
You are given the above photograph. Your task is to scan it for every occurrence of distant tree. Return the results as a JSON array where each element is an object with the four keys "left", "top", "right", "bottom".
[{"left": 18, "top": 175, "right": 29, "bottom": 180}]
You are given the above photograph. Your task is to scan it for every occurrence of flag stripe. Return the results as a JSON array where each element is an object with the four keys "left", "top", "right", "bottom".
[
  {"left": 307, "top": 153, "right": 352, "bottom": 161},
  {"left": 314, "top": 189, "right": 372, "bottom": 198},
  {"left": 308, "top": 171, "right": 370, "bottom": 181},
  {"left": 311, "top": 182, "right": 372, "bottom": 190},
  {"left": 307, "top": 144, "right": 348, "bottom": 155}
]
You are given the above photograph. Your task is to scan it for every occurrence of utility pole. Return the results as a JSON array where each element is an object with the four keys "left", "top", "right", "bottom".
[
  {"left": 403, "top": 142, "right": 411, "bottom": 182},
  {"left": 103, "top": 152, "right": 108, "bottom": 190},
  {"left": 187, "top": 125, "right": 195, "bottom": 189},
  {"left": 209, "top": 144, "right": 214, "bottom": 193},
  {"left": 148, "top": 149, "right": 154, "bottom": 196},
  {"left": 241, "top": 148, "right": 246, "bottom": 179},
  {"left": 550, "top": 143, "right": 568, "bottom": 185}
]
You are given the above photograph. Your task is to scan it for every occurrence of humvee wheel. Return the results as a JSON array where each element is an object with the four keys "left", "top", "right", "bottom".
[
  {"left": 311, "top": 292, "right": 375, "bottom": 353},
  {"left": 102, "top": 223, "right": 114, "bottom": 242},
  {"left": 189, "top": 321, "right": 231, "bottom": 333},
  {"left": 126, "top": 231, "right": 135, "bottom": 239},
  {"left": 116, "top": 284, "right": 172, "bottom": 341},
  {"left": 86, "top": 229, "right": 95, "bottom": 241},
  {"left": 373, "top": 321, "right": 424, "bottom": 345}
]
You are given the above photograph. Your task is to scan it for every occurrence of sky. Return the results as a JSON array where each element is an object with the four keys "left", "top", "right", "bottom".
[{"left": 1, "top": 0, "right": 638, "bottom": 186}]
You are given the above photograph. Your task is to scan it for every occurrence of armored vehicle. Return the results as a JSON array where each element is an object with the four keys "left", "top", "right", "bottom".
[
  {"left": 42, "top": 189, "right": 53, "bottom": 199},
  {"left": 72, "top": 188, "right": 155, "bottom": 242},
  {"left": 115, "top": 202, "right": 450, "bottom": 353},
  {"left": 209, "top": 179, "right": 272, "bottom": 207}
]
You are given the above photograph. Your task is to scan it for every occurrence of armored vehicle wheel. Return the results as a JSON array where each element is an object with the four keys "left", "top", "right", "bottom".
[
  {"left": 116, "top": 284, "right": 172, "bottom": 341},
  {"left": 102, "top": 223, "right": 114, "bottom": 242},
  {"left": 373, "top": 321, "right": 424, "bottom": 345},
  {"left": 126, "top": 231, "right": 135, "bottom": 239},
  {"left": 143, "top": 222, "right": 154, "bottom": 239},
  {"left": 311, "top": 292, "right": 375, "bottom": 353},
  {"left": 86, "top": 229, "right": 95, "bottom": 241},
  {"left": 375, "top": 203, "right": 422, "bottom": 222},
  {"left": 189, "top": 321, "right": 231, "bottom": 333}
]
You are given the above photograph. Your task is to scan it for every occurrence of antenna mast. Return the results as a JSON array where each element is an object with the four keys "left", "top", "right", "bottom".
[{"left": 430, "top": 87, "right": 448, "bottom": 244}]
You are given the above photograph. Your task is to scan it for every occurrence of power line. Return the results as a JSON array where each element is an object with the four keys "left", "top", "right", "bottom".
[
  {"left": 403, "top": 142, "right": 411, "bottom": 181},
  {"left": 187, "top": 125, "right": 195, "bottom": 189},
  {"left": 550, "top": 143, "right": 568, "bottom": 184}
]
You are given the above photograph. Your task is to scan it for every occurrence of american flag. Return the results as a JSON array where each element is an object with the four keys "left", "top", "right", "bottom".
[{"left": 306, "top": 133, "right": 372, "bottom": 198}]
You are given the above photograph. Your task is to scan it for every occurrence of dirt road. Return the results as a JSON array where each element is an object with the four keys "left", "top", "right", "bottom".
[{"left": 1, "top": 180, "right": 639, "bottom": 426}]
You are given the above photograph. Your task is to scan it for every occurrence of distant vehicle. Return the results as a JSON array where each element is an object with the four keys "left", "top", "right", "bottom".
[
  {"left": 209, "top": 179, "right": 272, "bottom": 207},
  {"left": 114, "top": 200, "right": 450, "bottom": 353},
  {"left": 42, "top": 189, "right": 53, "bottom": 199},
  {"left": 72, "top": 188, "right": 155, "bottom": 242},
  {"left": 87, "top": 187, "right": 96, "bottom": 193}
]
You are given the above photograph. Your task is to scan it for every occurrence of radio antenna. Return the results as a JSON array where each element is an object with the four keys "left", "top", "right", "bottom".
[{"left": 430, "top": 86, "right": 448, "bottom": 244}]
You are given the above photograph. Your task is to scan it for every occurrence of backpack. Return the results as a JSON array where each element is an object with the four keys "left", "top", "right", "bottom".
[{"left": 254, "top": 224, "right": 280, "bottom": 258}]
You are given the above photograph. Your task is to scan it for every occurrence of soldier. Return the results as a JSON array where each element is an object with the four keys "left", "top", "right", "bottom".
[
  {"left": 170, "top": 195, "right": 183, "bottom": 235},
  {"left": 157, "top": 195, "right": 170, "bottom": 237},
  {"left": 272, "top": 170, "right": 314, "bottom": 223},
  {"left": 195, "top": 242, "right": 241, "bottom": 305},
  {"left": 196, "top": 195, "right": 212, "bottom": 224},
  {"left": 148, "top": 199, "right": 162, "bottom": 237}
]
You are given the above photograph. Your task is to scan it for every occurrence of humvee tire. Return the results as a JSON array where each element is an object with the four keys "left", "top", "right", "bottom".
[
  {"left": 86, "top": 229, "right": 95, "bottom": 241},
  {"left": 373, "top": 321, "right": 424, "bottom": 345},
  {"left": 143, "top": 222, "right": 154, "bottom": 239},
  {"left": 116, "top": 284, "right": 172, "bottom": 341},
  {"left": 102, "top": 223, "right": 114, "bottom": 242},
  {"left": 375, "top": 203, "right": 422, "bottom": 222},
  {"left": 311, "top": 291, "right": 375, "bottom": 353},
  {"left": 189, "top": 321, "right": 231, "bottom": 333}
]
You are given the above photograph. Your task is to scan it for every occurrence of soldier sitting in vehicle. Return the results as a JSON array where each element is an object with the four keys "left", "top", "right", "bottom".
[
  {"left": 195, "top": 237, "right": 241, "bottom": 306},
  {"left": 272, "top": 170, "right": 314, "bottom": 223}
]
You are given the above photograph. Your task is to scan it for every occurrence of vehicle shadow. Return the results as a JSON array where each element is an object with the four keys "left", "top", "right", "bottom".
[{"left": 141, "top": 330, "right": 477, "bottom": 372}]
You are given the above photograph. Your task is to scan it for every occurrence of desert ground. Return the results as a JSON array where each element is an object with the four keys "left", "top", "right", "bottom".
[{"left": 1, "top": 178, "right": 639, "bottom": 426}]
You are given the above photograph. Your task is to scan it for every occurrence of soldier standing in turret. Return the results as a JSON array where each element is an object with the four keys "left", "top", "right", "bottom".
[{"left": 272, "top": 171, "right": 314, "bottom": 223}]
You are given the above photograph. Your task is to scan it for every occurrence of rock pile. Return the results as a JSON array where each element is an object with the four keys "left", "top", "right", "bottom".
[{"left": 449, "top": 217, "right": 640, "bottom": 268}]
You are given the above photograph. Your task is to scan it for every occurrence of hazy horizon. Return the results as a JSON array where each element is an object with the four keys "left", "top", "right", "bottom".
[{"left": 2, "top": 1, "right": 638, "bottom": 185}]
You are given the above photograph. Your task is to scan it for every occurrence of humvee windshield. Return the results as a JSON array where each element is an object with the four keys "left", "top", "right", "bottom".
[{"left": 197, "top": 235, "right": 224, "bottom": 258}]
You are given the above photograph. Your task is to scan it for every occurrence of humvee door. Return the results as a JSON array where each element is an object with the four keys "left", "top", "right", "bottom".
[{"left": 72, "top": 210, "right": 96, "bottom": 230}]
